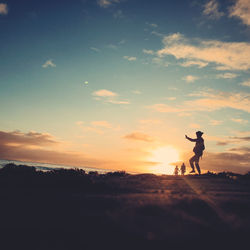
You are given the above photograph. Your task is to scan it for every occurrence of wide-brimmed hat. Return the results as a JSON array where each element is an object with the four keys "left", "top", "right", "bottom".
[{"left": 196, "top": 131, "right": 204, "bottom": 136}]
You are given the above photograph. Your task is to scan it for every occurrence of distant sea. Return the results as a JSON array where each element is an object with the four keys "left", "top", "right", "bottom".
[{"left": 0, "top": 159, "right": 116, "bottom": 174}]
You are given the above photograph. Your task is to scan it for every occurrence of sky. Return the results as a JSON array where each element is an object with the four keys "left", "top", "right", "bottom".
[{"left": 0, "top": 0, "right": 250, "bottom": 174}]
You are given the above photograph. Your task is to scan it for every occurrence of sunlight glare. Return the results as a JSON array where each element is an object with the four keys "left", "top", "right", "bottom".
[{"left": 149, "top": 146, "right": 180, "bottom": 175}]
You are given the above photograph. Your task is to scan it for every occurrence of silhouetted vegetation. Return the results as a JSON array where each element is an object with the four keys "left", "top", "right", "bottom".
[{"left": 1, "top": 163, "right": 250, "bottom": 248}]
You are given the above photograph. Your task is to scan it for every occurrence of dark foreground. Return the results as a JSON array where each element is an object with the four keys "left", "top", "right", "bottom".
[{"left": 1, "top": 164, "right": 250, "bottom": 249}]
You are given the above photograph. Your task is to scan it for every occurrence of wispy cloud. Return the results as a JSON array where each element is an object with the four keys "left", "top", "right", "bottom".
[
  {"left": 148, "top": 104, "right": 185, "bottom": 113},
  {"left": 42, "top": 59, "right": 56, "bottom": 68},
  {"left": 146, "top": 22, "right": 158, "bottom": 28},
  {"left": 231, "top": 118, "right": 248, "bottom": 124},
  {"left": 92, "top": 89, "right": 130, "bottom": 105},
  {"left": 107, "top": 44, "right": 118, "bottom": 50},
  {"left": 157, "top": 33, "right": 250, "bottom": 71},
  {"left": 230, "top": 136, "right": 250, "bottom": 141},
  {"left": 182, "top": 75, "right": 199, "bottom": 83},
  {"left": 216, "top": 72, "right": 238, "bottom": 79},
  {"left": 185, "top": 90, "right": 250, "bottom": 113},
  {"left": 76, "top": 120, "right": 120, "bottom": 134},
  {"left": 240, "top": 79, "right": 250, "bottom": 87},
  {"left": 143, "top": 49, "right": 155, "bottom": 55},
  {"left": 229, "top": 0, "right": 250, "bottom": 26},
  {"left": 90, "top": 47, "right": 100, "bottom": 52},
  {"left": 97, "top": 0, "right": 121, "bottom": 8},
  {"left": 123, "top": 132, "right": 154, "bottom": 142},
  {"left": 0, "top": 3, "right": 8, "bottom": 15},
  {"left": 93, "top": 89, "right": 117, "bottom": 97},
  {"left": 106, "top": 99, "right": 130, "bottom": 104},
  {"left": 180, "top": 60, "right": 208, "bottom": 68},
  {"left": 209, "top": 120, "right": 223, "bottom": 126},
  {"left": 139, "top": 119, "right": 162, "bottom": 125},
  {"left": 203, "top": 0, "right": 224, "bottom": 20},
  {"left": 201, "top": 151, "right": 250, "bottom": 173},
  {"left": 0, "top": 130, "right": 110, "bottom": 168},
  {"left": 132, "top": 90, "right": 142, "bottom": 95},
  {"left": 149, "top": 89, "right": 250, "bottom": 114},
  {"left": 91, "top": 120, "right": 112, "bottom": 128},
  {"left": 151, "top": 31, "right": 164, "bottom": 37},
  {"left": 123, "top": 56, "right": 137, "bottom": 61},
  {"left": 229, "top": 146, "right": 250, "bottom": 153},
  {"left": 0, "top": 130, "right": 57, "bottom": 147},
  {"left": 166, "top": 97, "right": 176, "bottom": 101}
]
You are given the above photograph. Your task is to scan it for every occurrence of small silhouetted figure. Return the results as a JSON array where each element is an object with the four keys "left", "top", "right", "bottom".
[
  {"left": 174, "top": 165, "right": 179, "bottom": 176},
  {"left": 180, "top": 163, "right": 186, "bottom": 175},
  {"left": 185, "top": 131, "right": 205, "bottom": 175}
]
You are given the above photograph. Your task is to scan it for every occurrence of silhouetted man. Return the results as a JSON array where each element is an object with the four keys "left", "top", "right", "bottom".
[
  {"left": 180, "top": 163, "right": 186, "bottom": 175},
  {"left": 174, "top": 165, "right": 179, "bottom": 176},
  {"left": 185, "top": 131, "right": 205, "bottom": 175}
]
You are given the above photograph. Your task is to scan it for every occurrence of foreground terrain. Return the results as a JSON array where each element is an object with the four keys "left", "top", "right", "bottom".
[{"left": 0, "top": 164, "right": 250, "bottom": 249}]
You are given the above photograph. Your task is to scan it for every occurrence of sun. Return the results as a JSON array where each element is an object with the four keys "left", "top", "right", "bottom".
[{"left": 149, "top": 146, "right": 180, "bottom": 175}]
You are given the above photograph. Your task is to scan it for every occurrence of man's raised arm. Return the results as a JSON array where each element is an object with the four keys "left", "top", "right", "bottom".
[{"left": 185, "top": 135, "right": 197, "bottom": 142}]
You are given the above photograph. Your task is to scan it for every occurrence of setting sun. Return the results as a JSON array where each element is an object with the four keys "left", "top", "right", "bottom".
[{"left": 149, "top": 146, "right": 180, "bottom": 175}]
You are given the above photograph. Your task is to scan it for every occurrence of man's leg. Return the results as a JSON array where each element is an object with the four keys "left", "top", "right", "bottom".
[
  {"left": 195, "top": 157, "right": 201, "bottom": 175},
  {"left": 189, "top": 155, "right": 196, "bottom": 173}
]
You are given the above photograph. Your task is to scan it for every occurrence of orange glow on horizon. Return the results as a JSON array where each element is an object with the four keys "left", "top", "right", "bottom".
[{"left": 148, "top": 146, "right": 181, "bottom": 175}]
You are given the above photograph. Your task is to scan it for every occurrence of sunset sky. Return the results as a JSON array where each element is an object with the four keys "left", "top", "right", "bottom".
[{"left": 0, "top": 0, "right": 250, "bottom": 174}]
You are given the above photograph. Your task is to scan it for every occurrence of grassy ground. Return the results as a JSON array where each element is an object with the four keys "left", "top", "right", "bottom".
[{"left": 0, "top": 164, "right": 250, "bottom": 249}]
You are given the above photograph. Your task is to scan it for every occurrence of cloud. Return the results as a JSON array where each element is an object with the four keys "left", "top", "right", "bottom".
[
  {"left": 149, "top": 89, "right": 250, "bottom": 114},
  {"left": 97, "top": 0, "right": 121, "bottom": 8},
  {"left": 182, "top": 75, "right": 199, "bottom": 83},
  {"left": 180, "top": 60, "right": 208, "bottom": 68},
  {"left": 231, "top": 118, "right": 248, "bottom": 124},
  {"left": 166, "top": 97, "right": 176, "bottom": 101},
  {"left": 107, "top": 99, "right": 130, "bottom": 104},
  {"left": 157, "top": 33, "right": 250, "bottom": 71},
  {"left": 209, "top": 120, "right": 223, "bottom": 126},
  {"left": 151, "top": 57, "right": 169, "bottom": 67},
  {"left": 77, "top": 120, "right": 121, "bottom": 134},
  {"left": 240, "top": 79, "right": 250, "bottom": 87},
  {"left": 0, "top": 130, "right": 57, "bottom": 147},
  {"left": 143, "top": 49, "right": 155, "bottom": 55},
  {"left": 107, "top": 44, "right": 118, "bottom": 50},
  {"left": 91, "top": 120, "right": 112, "bottom": 128},
  {"left": 146, "top": 22, "right": 158, "bottom": 28},
  {"left": 123, "top": 132, "right": 154, "bottom": 142},
  {"left": 123, "top": 56, "right": 137, "bottom": 61},
  {"left": 229, "top": 146, "right": 250, "bottom": 153},
  {"left": 0, "top": 130, "right": 110, "bottom": 169},
  {"left": 216, "top": 141, "right": 230, "bottom": 146},
  {"left": 92, "top": 89, "right": 117, "bottom": 97},
  {"left": 185, "top": 90, "right": 250, "bottom": 113},
  {"left": 229, "top": 0, "right": 250, "bottom": 26},
  {"left": 216, "top": 73, "right": 238, "bottom": 79},
  {"left": 203, "top": 0, "right": 224, "bottom": 19},
  {"left": 92, "top": 89, "right": 130, "bottom": 105},
  {"left": 148, "top": 104, "right": 185, "bottom": 113},
  {"left": 132, "top": 90, "right": 142, "bottom": 95},
  {"left": 0, "top": 3, "right": 8, "bottom": 15},
  {"left": 76, "top": 121, "right": 85, "bottom": 126},
  {"left": 90, "top": 47, "right": 100, "bottom": 52},
  {"left": 139, "top": 119, "right": 162, "bottom": 125},
  {"left": 151, "top": 31, "right": 164, "bottom": 37},
  {"left": 230, "top": 136, "right": 250, "bottom": 141},
  {"left": 42, "top": 60, "right": 56, "bottom": 68},
  {"left": 201, "top": 151, "right": 250, "bottom": 174},
  {"left": 184, "top": 92, "right": 250, "bottom": 113}
]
